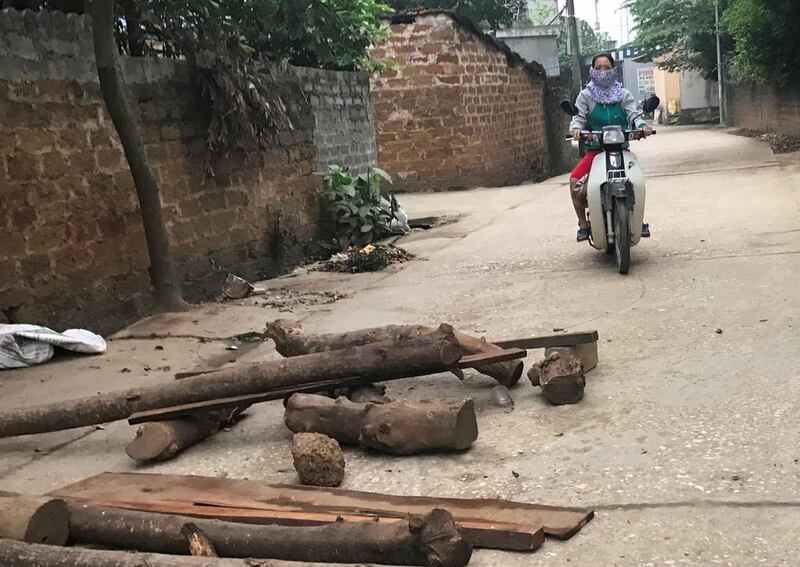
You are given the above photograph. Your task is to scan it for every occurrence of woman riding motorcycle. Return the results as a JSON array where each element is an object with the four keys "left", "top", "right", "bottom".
[{"left": 569, "top": 52, "right": 653, "bottom": 242}]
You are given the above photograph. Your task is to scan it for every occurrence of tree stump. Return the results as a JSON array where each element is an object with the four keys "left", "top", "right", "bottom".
[
  {"left": 528, "top": 352, "right": 585, "bottom": 405},
  {"left": 0, "top": 494, "right": 69, "bottom": 546},
  {"left": 292, "top": 433, "right": 345, "bottom": 487}
]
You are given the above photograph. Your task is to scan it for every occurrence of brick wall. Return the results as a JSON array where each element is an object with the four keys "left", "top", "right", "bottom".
[
  {"left": 369, "top": 13, "right": 550, "bottom": 192},
  {"left": 728, "top": 83, "right": 800, "bottom": 137},
  {"left": 0, "top": 9, "right": 322, "bottom": 333},
  {"left": 295, "top": 66, "right": 377, "bottom": 175}
]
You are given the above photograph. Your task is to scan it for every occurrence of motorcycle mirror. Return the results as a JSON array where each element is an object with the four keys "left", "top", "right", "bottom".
[
  {"left": 560, "top": 100, "right": 579, "bottom": 116},
  {"left": 642, "top": 95, "right": 661, "bottom": 113}
]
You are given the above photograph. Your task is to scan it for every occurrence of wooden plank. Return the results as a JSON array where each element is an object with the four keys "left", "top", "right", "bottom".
[
  {"left": 52, "top": 472, "right": 593, "bottom": 540},
  {"left": 494, "top": 331, "right": 598, "bottom": 350},
  {"left": 457, "top": 348, "right": 526, "bottom": 368},
  {"left": 57, "top": 498, "right": 543, "bottom": 551},
  {"left": 129, "top": 349, "right": 527, "bottom": 425}
]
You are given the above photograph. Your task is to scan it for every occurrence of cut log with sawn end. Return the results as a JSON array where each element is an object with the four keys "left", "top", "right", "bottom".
[{"left": 285, "top": 394, "right": 478, "bottom": 455}]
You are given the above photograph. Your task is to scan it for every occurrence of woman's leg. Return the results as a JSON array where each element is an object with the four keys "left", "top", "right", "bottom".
[{"left": 570, "top": 176, "right": 588, "bottom": 229}]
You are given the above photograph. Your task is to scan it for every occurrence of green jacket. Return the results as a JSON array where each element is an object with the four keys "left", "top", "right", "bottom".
[{"left": 569, "top": 88, "right": 647, "bottom": 151}]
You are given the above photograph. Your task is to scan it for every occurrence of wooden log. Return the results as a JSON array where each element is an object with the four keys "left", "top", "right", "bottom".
[
  {"left": 0, "top": 539, "right": 367, "bottom": 567},
  {"left": 67, "top": 503, "right": 472, "bottom": 566},
  {"left": 545, "top": 342, "right": 598, "bottom": 372},
  {"left": 285, "top": 394, "right": 478, "bottom": 455},
  {"left": 528, "top": 352, "right": 585, "bottom": 405},
  {"left": 0, "top": 494, "right": 69, "bottom": 546},
  {"left": 0, "top": 325, "right": 462, "bottom": 438},
  {"left": 126, "top": 415, "right": 221, "bottom": 462},
  {"left": 265, "top": 320, "right": 523, "bottom": 387},
  {"left": 126, "top": 349, "right": 523, "bottom": 425},
  {"left": 181, "top": 523, "right": 218, "bottom": 557},
  {"left": 60, "top": 500, "right": 543, "bottom": 551}
]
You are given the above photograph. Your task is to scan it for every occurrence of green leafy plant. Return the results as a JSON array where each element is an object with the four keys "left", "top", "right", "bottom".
[{"left": 320, "top": 165, "right": 394, "bottom": 250}]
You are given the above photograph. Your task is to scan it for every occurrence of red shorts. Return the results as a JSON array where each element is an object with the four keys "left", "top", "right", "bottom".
[{"left": 570, "top": 150, "right": 601, "bottom": 180}]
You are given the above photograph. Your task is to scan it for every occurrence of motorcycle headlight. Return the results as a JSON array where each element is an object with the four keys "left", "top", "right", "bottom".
[{"left": 602, "top": 130, "right": 625, "bottom": 145}]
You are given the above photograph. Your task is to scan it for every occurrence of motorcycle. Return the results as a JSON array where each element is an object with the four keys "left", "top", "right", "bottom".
[{"left": 560, "top": 95, "right": 660, "bottom": 274}]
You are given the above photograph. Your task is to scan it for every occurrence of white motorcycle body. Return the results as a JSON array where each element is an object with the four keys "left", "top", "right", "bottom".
[{"left": 585, "top": 149, "right": 646, "bottom": 251}]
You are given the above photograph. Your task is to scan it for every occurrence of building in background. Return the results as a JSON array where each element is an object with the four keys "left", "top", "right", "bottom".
[{"left": 494, "top": 24, "right": 561, "bottom": 77}]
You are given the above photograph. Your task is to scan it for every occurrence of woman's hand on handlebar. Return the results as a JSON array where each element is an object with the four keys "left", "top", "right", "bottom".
[{"left": 571, "top": 128, "right": 582, "bottom": 141}]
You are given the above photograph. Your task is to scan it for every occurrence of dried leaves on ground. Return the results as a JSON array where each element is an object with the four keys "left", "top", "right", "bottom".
[{"left": 316, "top": 244, "right": 414, "bottom": 273}]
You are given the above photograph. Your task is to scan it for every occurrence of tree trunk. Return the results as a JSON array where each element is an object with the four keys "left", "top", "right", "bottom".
[
  {"left": 285, "top": 394, "right": 478, "bottom": 455},
  {"left": 265, "top": 320, "right": 523, "bottom": 386},
  {"left": 0, "top": 539, "right": 365, "bottom": 567},
  {"left": 90, "top": 0, "right": 186, "bottom": 312},
  {"left": 120, "top": 0, "right": 146, "bottom": 57},
  {"left": 67, "top": 503, "right": 472, "bottom": 566},
  {"left": 0, "top": 327, "right": 462, "bottom": 438},
  {"left": 0, "top": 495, "right": 69, "bottom": 546}
]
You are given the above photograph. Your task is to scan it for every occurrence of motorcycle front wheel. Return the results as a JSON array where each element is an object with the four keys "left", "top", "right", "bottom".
[{"left": 614, "top": 200, "right": 631, "bottom": 274}]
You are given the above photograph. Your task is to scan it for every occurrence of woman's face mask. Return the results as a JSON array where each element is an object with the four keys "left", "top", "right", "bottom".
[{"left": 590, "top": 67, "right": 618, "bottom": 88}]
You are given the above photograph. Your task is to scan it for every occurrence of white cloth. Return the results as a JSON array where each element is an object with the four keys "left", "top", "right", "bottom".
[{"left": 0, "top": 324, "right": 106, "bottom": 369}]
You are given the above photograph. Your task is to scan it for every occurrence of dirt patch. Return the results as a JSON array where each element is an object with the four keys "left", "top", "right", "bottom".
[{"left": 730, "top": 129, "right": 800, "bottom": 154}]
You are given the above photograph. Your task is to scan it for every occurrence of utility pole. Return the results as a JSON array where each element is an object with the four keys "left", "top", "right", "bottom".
[
  {"left": 594, "top": 0, "right": 600, "bottom": 30},
  {"left": 715, "top": 0, "right": 726, "bottom": 126},
  {"left": 566, "top": 0, "right": 582, "bottom": 92}
]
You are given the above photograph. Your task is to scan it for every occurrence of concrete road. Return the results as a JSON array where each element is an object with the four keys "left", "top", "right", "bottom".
[{"left": 1, "top": 126, "right": 799, "bottom": 566}]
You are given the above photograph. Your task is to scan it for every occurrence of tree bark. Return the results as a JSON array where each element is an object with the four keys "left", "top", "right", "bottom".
[
  {"left": 0, "top": 327, "right": 462, "bottom": 438},
  {"left": 0, "top": 539, "right": 365, "bottom": 567},
  {"left": 67, "top": 503, "right": 472, "bottom": 566},
  {"left": 0, "top": 494, "right": 69, "bottom": 546},
  {"left": 120, "top": 0, "right": 146, "bottom": 57},
  {"left": 90, "top": 0, "right": 186, "bottom": 312},
  {"left": 265, "top": 320, "right": 523, "bottom": 386},
  {"left": 181, "top": 523, "right": 218, "bottom": 557},
  {"left": 285, "top": 394, "right": 478, "bottom": 455}
]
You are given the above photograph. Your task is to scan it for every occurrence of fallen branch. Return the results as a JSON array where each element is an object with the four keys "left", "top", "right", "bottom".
[
  {"left": 67, "top": 503, "right": 472, "bottom": 566},
  {"left": 0, "top": 494, "right": 68, "bottom": 546},
  {"left": 285, "top": 394, "right": 478, "bottom": 455},
  {"left": 0, "top": 325, "right": 462, "bottom": 438},
  {"left": 126, "top": 349, "right": 522, "bottom": 425},
  {"left": 265, "top": 320, "right": 524, "bottom": 386}
]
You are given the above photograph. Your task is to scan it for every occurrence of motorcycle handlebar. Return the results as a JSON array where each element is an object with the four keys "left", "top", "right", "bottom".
[{"left": 563, "top": 129, "right": 657, "bottom": 142}]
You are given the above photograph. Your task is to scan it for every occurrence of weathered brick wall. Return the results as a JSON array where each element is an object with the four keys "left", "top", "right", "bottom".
[
  {"left": 295, "top": 66, "right": 377, "bottom": 175},
  {"left": 728, "top": 83, "right": 800, "bottom": 137},
  {"left": 369, "top": 13, "right": 548, "bottom": 192},
  {"left": 0, "top": 9, "right": 320, "bottom": 333}
]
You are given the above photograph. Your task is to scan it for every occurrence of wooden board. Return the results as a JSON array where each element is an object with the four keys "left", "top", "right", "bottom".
[
  {"left": 494, "top": 331, "right": 598, "bottom": 350},
  {"left": 52, "top": 472, "right": 593, "bottom": 541},
  {"left": 128, "top": 349, "right": 527, "bottom": 425}
]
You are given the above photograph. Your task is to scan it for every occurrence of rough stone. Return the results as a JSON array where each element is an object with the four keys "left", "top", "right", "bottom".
[{"left": 291, "top": 432, "right": 345, "bottom": 487}]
